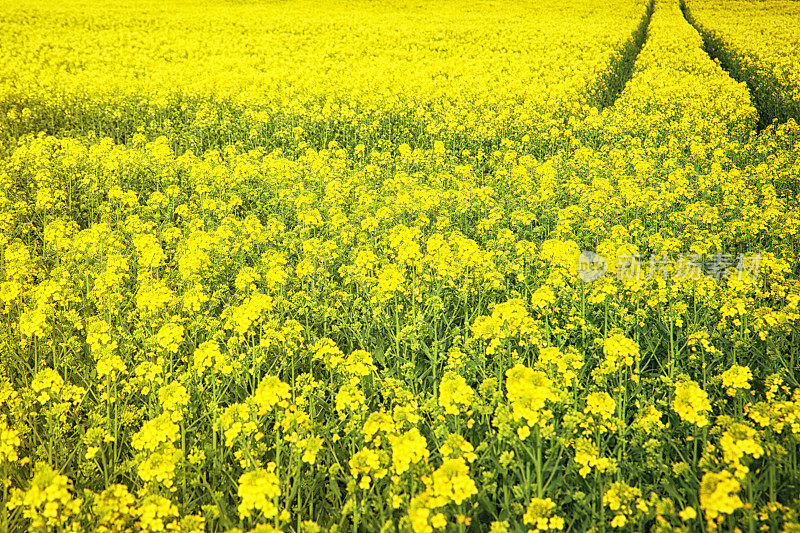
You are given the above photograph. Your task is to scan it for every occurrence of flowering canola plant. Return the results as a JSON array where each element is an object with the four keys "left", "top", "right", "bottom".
[{"left": 1, "top": 0, "right": 800, "bottom": 531}]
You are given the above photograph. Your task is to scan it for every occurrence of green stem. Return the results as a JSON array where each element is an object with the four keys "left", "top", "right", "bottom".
[{"left": 535, "top": 425, "right": 543, "bottom": 498}]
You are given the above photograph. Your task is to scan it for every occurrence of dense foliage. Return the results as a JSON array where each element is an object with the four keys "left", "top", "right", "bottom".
[{"left": 1, "top": 0, "right": 799, "bottom": 531}]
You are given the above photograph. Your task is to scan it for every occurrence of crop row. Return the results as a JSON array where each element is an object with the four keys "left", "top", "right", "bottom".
[
  {"left": 682, "top": 0, "right": 800, "bottom": 129},
  {"left": 582, "top": 0, "right": 756, "bottom": 152}
]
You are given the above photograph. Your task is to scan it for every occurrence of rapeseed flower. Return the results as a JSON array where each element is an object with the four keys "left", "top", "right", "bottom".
[
  {"left": 389, "top": 428, "right": 429, "bottom": 474},
  {"left": 430, "top": 457, "right": 477, "bottom": 505},
  {"left": 506, "top": 364, "right": 558, "bottom": 427},
  {"left": 7, "top": 463, "right": 82, "bottom": 530},
  {"left": 720, "top": 365, "right": 752, "bottom": 396},
  {"left": 699, "top": 470, "right": 743, "bottom": 524},
  {"left": 673, "top": 380, "right": 712, "bottom": 427},
  {"left": 238, "top": 464, "right": 281, "bottom": 519},
  {"left": 523, "top": 497, "right": 564, "bottom": 531},
  {"left": 253, "top": 375, "right": 291, "bottom": 414},
  {"left": 438, "top": 372, "right": 474, "bottom": 415}
]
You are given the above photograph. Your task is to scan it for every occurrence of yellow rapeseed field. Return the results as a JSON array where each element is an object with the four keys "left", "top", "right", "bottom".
[{"left": 0, "top": 0, "right": 799, "bottom": 531}]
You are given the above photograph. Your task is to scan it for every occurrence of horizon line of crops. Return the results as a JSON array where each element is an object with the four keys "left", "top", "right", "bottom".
[{"left": 0, "top": 1, "right": 656, "bottom": 165}]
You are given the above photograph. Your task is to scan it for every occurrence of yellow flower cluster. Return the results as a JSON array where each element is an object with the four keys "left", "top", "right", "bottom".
[
  {"left": 407, "top": 457, "right": 478, "bottom": 533},
  {"left": 389, "top": 428, "right": 429, "bottom": 475},
  {"left": 720, "top": 364, "right": 752, "bottom": 397},
  {"left": 719, "top": 422, "right": 764, "bottom": 478},
  {"left": 699, "top": 470, "right": 743, "bottom": 525},
  {"left": 238, "top": 464, "right": 281, "bottom": 520},
  {"left": 603, "top": 482, "right": 644, "bottom": 528},
  {"left": 0, "top": 417, "right": 20, "bottom": 463},
  {"left": 673, "top": 379, "right": 712, "bottom": 428},
  {"left": 472, "top": 299, "right": 536, "bottom": 355},
  {"left": 7, "top": 463, "right": 82, "bottom": 530},
  {"left": 599, "top": 333, "right": 640, "bottom": 376},
  {"left": 438, "top": 372, "right": 474, "bottom": 416},
  {"left": 253, "top": 376, "right": 291, "bottom": 415},
  {"left": 523, "top": 498, "right": 565, "bottom": 532},
  {"left": 505, "top": 364, "right": 559, "bottom": 428}
]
